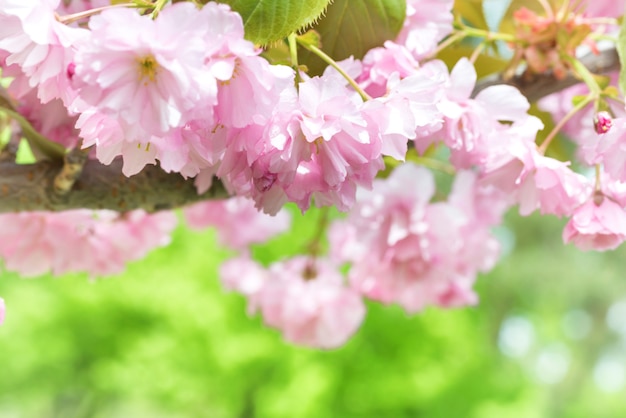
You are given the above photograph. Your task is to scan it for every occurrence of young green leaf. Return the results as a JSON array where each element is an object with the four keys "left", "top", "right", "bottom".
[
  {"left": 298, "top": 0, "right": 406, "bottom": 75},
  {"left": 218, "top": 0, "right": 333, "bottom": 45}
]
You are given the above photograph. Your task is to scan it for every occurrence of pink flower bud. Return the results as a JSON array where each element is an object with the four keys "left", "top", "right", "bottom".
[
  {"left": 66, "top": 62, "right": 76, "bottom": 80},
  {"left": 594, "top": 111, "right": 613, "bottom": 134}
]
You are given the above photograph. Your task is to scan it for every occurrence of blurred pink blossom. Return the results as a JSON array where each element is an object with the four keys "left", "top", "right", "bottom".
[
  {"left": 184, "top": 197, "right": 291, "bottom": 250},
  {"left": 0, "top": 210, "right": 177, "bottom": 277},
  {"left": 330, "top": 164, "right": 500, "bottom": 312},
  {"left": 563, "top": 194, "right": 626, "bottom": 251},
  {"left": 220, "top": 255, "right": 365, "bottom": 348}
]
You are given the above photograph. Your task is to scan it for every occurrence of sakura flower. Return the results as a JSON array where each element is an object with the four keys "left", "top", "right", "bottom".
[
  {"left": 229, "top": 71, "right": 384, "bottom": 214},
  {"left": 220, "top": 255, "right": 366, "bottom": 349},
  {"left": 421, "top": 58, "right": 532, "bottom": 168},
  {"left": 538, "top": 71, "right": 625, "bottom": 165},
  {"left": 72, "top": 3, "right": 218, "bottom": 139},
  {"left": 563, "top": 193, "right": 626, "bottom": 251},
  {"left": 330, "top": 164, "right": 499, "bottom": 312},
  {"left": 583, "top": 118, "right": 626, "bottom": 183},
  {"left": 479, "top": 116, "right": 590, "bottom": 217},
  {"left": 184, "top": 197, "right": 291, "bottom": 250},
  {"left": 584, "top": 0, "right": 625, "bottom": 19},
  {"left": 0, "top": 210, "right": 177, "bottom": 277},
  {"left": 15, "top": 88, "right": 81, "bottom": 149},
  {"left": 362, "top": 62, "right": 446, "bottom": 160},
  {"left": 396, "top": 0, "right": 454, "bottom": 59},
  {"left": 357, "top": 42, "right": 421, "bottom": 97},
  {"left": 0, "top": 0, "right": 88, "bottom": 104}
]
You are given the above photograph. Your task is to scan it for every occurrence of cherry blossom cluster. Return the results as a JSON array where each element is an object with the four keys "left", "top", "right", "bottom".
[
  {"left": 0, "top": 0, "right": 625, "bottom": 344},
  {"left": 0, "top": 209, "right": 177, "bottom": 277},
  {"left": 329, "top": 164, "right": 501, "bottom": 313}
]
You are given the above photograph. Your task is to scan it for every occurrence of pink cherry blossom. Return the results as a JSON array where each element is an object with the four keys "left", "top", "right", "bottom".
[
  {"left": 220, "top": 255, "right": 366, "bottom": 349},
  {"left": 584, "top": 118, "right": 626, "bottom": 182},
  {"left": 72, "top": 3, "right": 218, "bottom": 138},
  {"left": 0, "top": 210, "right": 177, "bottom": 277},
  {"left": 0, "top": 0, "right": 88, "bottom": 104},
  {"left": 563, "top": 193, "right": 626, "bottom": 251},
  {"left": 15, "top": 88, "right": 81, "bottom": 149},
  {"left": 396, "top": 0, "right": 454, "bottom": 59},
  {"left": 330, "top": 164, "right": 499, "bottom": 312},
  {"left": 479, "top": 115, "right": 590, "bottom": 217},
  {"left": 362, "top": 62, "right": 446, "bottom": 160},
  {"left": 70, "top": 2, "right": 294, "bottom": 179},
  {"left": 184, "top": 197, "right": 291, "bottom": 250},
  {"left": 419, "top": 58, "right": 533, "bottom": 168},
  {"left": 357, "top": 42, "right": 422, "bottom": 97},
  {"left": 538, "top": 71, "right": 625, "bottom": 166},
  {"left": 584, "top": 0, "right": 625, "bottom": 19},
  {"left": 221, "top": 70, "right": 384, "bottom": 214},
  {"left": 594, "top": 111, "right": 613, "bottom": 134}
]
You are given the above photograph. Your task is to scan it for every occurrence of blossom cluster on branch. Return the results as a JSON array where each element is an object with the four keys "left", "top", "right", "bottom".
[{"left": 0, "top": 0, "right": 625, "bottom": 347}]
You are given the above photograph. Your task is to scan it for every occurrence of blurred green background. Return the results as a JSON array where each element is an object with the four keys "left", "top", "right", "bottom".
[{"left": 1, "top": 209, "right": 626, "bottom": 418}]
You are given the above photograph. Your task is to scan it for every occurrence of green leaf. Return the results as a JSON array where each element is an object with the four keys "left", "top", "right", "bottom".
[
  {"left": 218, "top": 0, "right": 332, "bottom": 45},
  {"left": 498, "top": 0, "right": 544, "bottom": 35},
  {"left": 298, "top": 0, "right": 407, "bottom": 76},
  {"left": 454, "top": 0, "right": 488, "bottom": 30},
  {"left": 618, "top": 15, "right": 626, "bottom": 96}
]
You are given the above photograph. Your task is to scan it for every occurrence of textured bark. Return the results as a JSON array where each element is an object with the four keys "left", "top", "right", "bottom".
[
  {"left": 0, "top": 48, "right": 619, "bottom": 213},
  {"left": 473, "top": 48, "right": 620, "bottom": 101},
  {"left": 0, "top": 159, "right": 227, "bottom": 213}
]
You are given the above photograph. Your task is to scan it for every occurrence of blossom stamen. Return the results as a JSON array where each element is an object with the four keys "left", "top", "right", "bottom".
[{"left": 137, "top": 55, "right": 159, "bottom": 84}]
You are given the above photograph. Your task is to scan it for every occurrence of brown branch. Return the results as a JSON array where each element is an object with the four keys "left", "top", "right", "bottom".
[
  {"left": 0, "top": 159, "right": 228, "bottom": 213},
  {"left": 473, "top": 48, "right": 620, "bottom": 102},
  {"left": 0, "top": 48, "right": 619, "bottom": 214}
]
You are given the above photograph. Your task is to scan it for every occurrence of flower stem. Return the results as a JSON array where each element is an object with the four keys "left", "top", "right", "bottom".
[
  {"left": 296, "top": 39, "right": 372, "bottom": 102},
  {"left": 151, "top": 0, "right": 169, "bottom": 18},
  {"left": 58, "top": 3, "right": 139, "bottom": 25},
  {"left": 0, "top": 107, "right": 65, "bottom": 161},
  {"left": 287, "top": 33, "right": 303, "bottom": 85},
  {"left": 538, "top": 92, "right": 595, "bottom": 154}
]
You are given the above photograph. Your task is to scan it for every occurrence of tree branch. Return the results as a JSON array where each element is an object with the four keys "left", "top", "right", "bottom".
[
  {"left": 473, "top": 48, "right": 620, "bottom": 102},
  {"left": 0, "top": 159, "right": 228, "bottom": 213},
  {"left": 0, "top": 48, "right": 619, "bottom": 214}
]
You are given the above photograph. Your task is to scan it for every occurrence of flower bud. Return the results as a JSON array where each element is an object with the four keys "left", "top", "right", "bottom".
[{"left": 594, "top": 111, "right": 613, "bottom": 134}]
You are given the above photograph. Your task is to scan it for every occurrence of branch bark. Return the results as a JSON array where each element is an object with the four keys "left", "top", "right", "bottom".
[
  {"left": 0, "top": 47, "right": 620, "bottom": 214},
  {"left": 473, "top": 48, "right": 620, "bottom": 101},
  {"left": 0, "top": 159, "right": 227, "bottom": 213}
]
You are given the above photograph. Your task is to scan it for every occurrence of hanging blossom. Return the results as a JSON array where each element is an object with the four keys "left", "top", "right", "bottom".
[
  {"left": 329, "top": 164, "right": 501, "bottom": 313},
  {"left": 478, "top": 115, "right": 591, "bottom": 217},
  {"left": 395, "top": 0, "right": 454, "bottom": 59},
  {"left": 0, "top": 210, "right": 177, "bottom": 277},
  {"left": 14, "top": 87, "right": 81, "bottom": 149},
  {"left": 184, "top": 197, "right": 291, "bottom": 251},
  {"left": 361, "top": 60, "right": 446, "bottom": 160},
  {"left": 563, "top": 173, "right": 626, "bottom": 251},
  {"left": 538, "top": 71, "right": 626, "bottom": 166},
  {"left": 71, "top": 1, "right": 292, "bottom": 177},
  {"left": 220, "top": 255, "right": 366, "bottom": 349},
  {"left": 411, "top": 58, "right": 535, "bottom": 170},
  {"left": 0, "top": 0, "right": 88, "bottom": 104},
  {"left": 215, "top": 67, "right": 385, "bottom": 214},
  {"left": 578, "top": 117, "right": 626, "bottom": 183}
]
